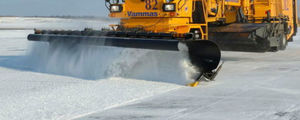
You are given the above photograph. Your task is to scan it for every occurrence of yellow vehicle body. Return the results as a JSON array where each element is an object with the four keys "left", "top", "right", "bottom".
[
  {"left": 110, "top": 0, "right": 208, "bottom": 39},
  {"left": 249, "top": 0, "right": 298, "bottom": 40},
  {"left": 109, "top": 0, "right": 297, "bottom": 42}
]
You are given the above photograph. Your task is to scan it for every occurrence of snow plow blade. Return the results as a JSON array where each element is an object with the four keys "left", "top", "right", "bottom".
[{"left": 28, "top": 31, "right": 221, "bottom": 86}]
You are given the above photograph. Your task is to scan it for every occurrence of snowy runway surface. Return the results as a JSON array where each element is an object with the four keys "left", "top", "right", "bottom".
[
  {"left": 0, "top": 30, "right": 182, "bottom": 120},
  {"left": 0, "top": 17, "right": 183, "bottom": 120},
  {"left": 1, "top": 17, "right": 300, "bottom": 120}
]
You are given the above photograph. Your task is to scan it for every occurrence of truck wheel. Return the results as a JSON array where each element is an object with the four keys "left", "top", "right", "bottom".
[{"left": 279, "top": 34, "right": 287, "bottom": 50}]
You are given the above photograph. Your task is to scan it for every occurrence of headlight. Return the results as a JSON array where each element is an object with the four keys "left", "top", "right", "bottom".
[
  {"left": 110, "top": 5, "right": 123, "bottom": 13},
  {"left": 163, "top": 3, "right": 176, "bottom": 12}
]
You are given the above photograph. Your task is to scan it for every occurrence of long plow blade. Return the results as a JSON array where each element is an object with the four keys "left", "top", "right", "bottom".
[
  {"left": 28, "top": 34, "right": 179, "bottom": 51},
  {"left": 28, "top": 34, "right": 221, "bottom": 82}
]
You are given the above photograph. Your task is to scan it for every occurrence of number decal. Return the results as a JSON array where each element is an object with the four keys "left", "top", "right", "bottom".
[
  {"left": 145, "top": 0, "right": 152, "bottom": 10},
  {"left": 152, "top": 0, "right": 158, "bottom": 10},
  {"left": 145, "top": 0, "right": 158, "bottom": 10}
]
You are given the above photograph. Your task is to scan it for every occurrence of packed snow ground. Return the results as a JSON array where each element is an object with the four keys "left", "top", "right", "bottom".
[
  {"left": 0, "top": 17, "right": 187, "bottom": 120},
  {"left": 1, "top": 17, "right": 300, "bottom": 120}
]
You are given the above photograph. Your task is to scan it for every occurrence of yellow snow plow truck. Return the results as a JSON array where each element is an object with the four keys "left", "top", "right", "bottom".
[{"left": 28, "top": 0, "right": 298, "bottom": 87}]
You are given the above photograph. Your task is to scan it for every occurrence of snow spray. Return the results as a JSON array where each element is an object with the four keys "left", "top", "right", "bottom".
[{"left": 27, "top": 42, "right": 198, "bottom": 85}]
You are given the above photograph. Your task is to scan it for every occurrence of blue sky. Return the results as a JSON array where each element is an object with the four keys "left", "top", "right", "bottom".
[
  {"left": 0, "top": 0, "right": 108, "bottom": 16},
  {"left": 0, "top": 0, "right": 299, "bottom": 17}
]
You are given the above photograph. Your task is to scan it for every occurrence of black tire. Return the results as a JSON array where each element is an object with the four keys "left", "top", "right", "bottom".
[{"left": 279, "top": 34, "right": 288, "bottom": 50}]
